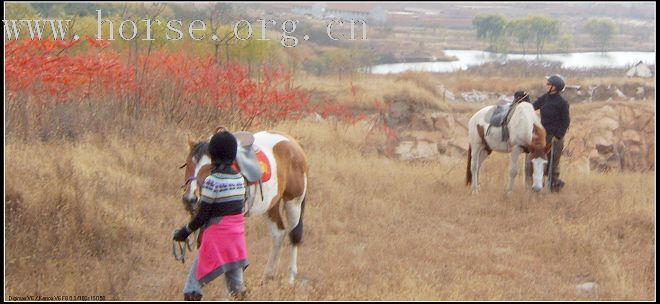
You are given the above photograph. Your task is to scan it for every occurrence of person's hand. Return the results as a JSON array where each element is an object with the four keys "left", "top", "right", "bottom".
[{"left": 173, "top": 225, "right": 192, "bottom": 242}]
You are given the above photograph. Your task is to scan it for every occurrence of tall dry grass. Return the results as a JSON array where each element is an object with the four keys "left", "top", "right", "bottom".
[
  {"left": 294, "top": 72, "right": 449, "bottom": 111},
  {"left": 5, "top": 104, "right": 655, "bottom": 300}
]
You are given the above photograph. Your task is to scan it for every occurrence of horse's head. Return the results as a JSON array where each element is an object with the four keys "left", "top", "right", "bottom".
[
  {"left": 528, "top": 124, "right": 548, "bottom": 192},
  {"left": 180, "top": 139, "right": 212, "bottom": 215}
]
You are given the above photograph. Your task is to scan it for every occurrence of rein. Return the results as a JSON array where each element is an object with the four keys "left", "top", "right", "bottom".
[{"left": 172, "top": 235, "right": 194, "bottom": 264}]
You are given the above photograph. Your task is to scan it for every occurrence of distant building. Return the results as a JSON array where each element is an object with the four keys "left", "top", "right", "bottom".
[
  {"left": 290, "top": 3, "right": 387, "bottom": 23},
  {"left": 291, "top": 3, "right": 325, "bottom": 19}
]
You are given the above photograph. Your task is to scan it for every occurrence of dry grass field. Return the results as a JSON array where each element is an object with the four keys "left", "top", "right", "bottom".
[
  {"left": 4, "top": 2, "right": 655, "bottom": 299},
  {"left": 5, "top": 98, "right": 655, "bottom": 300},
  {"left": 295, "top": 69, "right": 656, "bottom": 113}
]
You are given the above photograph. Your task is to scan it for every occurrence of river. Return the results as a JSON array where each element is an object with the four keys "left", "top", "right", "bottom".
[{"left": 370, "top": 50, "right": 656, "bottom": 74}]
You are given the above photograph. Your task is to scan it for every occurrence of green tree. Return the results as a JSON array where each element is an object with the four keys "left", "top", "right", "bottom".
[
  {"left": 234, "top": 39, "right": 277, "bottom": 75},
  {"left": 557, "top": 34, "right": 574, "bottom": 52},
  {"left": 528, "top": 16, "right": 559, "bottom": 55},
  {"left": 204, "top": 3, "right": 246, "bottom": 65},
  {"left": 31, "top": 3, "right": 66, "bottom": 17},
  {"left": 472, "top": 14, "right": 508, "bottom": 52},
  {"left": 320, "top": 48, "right": 352, "bottom": 80},
  {"left": 506, "top": 17, "right": 533, "bottom": 54},
  {"left": 584, "top": 18, "right": 618, "bottom": 53},
  {"left": 4, "top": 3, "right": 41, "bottom": 40},
  {"left": 348, "top": 46, "right": 377, "bottom": 76},
  {"left": 4, "top": 3, "right": 40, "bottom": 19}
]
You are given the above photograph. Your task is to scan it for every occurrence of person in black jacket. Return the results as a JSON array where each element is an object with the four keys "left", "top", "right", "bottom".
[{"left": 527, "top": 74, "right": 570, "bottom": 192}]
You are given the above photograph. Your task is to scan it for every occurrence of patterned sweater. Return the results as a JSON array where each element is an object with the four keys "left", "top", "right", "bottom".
[{"left": 187, "top": 170, "right": 246, "bottom": 232}]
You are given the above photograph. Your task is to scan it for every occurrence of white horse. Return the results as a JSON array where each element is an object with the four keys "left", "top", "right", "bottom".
[
  {"left": 466, "top": 102, "right": 549, "bottom": 194},
  {"left": 180, "top": 130, "right": 309, "bottom": 285}
]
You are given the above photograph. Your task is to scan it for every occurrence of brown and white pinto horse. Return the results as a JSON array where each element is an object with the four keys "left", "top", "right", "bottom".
[
  {"left": 180, "top": 131, "right": 309, "bottom": 285},
  {"left": 466, "top": 102, "right": 548, "bottom": 194}
]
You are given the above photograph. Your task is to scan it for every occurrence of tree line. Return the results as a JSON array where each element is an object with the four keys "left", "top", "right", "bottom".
[
  {"left": 472, "top": 14, "right": 619, "bottom": 54},
  {"left": 5, "top": 3, "right": 377, "bottom": 79}
]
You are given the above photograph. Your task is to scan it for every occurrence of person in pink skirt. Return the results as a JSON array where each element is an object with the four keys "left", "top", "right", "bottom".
[{"left": 173, "top": 131, "right": 249, "bottom": 300}]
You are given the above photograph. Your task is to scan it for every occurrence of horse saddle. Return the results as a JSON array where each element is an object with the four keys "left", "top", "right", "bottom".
[
  {"left": 489, "top": 102, "right": 511, "bottom": 127},
  {"left": 486, "top": 102, "right": 515, "bottom": 142},
  {"left": 233, "top": 131, "right": 263, "bottom": 184}
]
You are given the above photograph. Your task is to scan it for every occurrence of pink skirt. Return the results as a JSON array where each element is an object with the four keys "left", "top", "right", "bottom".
[{"left": 196, "top": 214, "right": 249, "bottom": 283}]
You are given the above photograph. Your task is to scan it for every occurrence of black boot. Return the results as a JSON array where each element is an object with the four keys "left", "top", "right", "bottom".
[
  {"left": 184, "top": 292, "right": 202, "bottom": 301},
  {"left": 551, "top": 179, "right": 565, "bottom": 192}
]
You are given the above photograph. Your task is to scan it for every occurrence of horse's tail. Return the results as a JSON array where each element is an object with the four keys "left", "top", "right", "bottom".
[
  {"left": 466, "top": 145, "right": 472, "bottom": 186},
  {"left": 289, "top": 197, "right": 305, "bottom": 245}
]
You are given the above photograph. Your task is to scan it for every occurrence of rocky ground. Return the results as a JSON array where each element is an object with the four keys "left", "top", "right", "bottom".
[
  {"left": 439, "top": 82, "right": 655, "bottom": 104},
  {"left": 374, "top": 96, "right": 654, "bottom": 173}
]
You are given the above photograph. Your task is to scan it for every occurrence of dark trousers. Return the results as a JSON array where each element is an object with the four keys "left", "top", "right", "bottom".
[
  {"left": 547, "top": 135, "right": 563, "bottom": 183},
  {"left": 525, "top": 135, "right": 564, "bottom": 186}
]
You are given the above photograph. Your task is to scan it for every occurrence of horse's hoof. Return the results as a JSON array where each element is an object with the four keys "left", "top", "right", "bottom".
[
  {"left": 288, "top": 276, "right": 296, "bottom": 286},
  {"left": 471, "top": 189, "right": 480, "bottom": 196},
  {"left": 506, "top": 191, "right": 513, "bottom": 196}
]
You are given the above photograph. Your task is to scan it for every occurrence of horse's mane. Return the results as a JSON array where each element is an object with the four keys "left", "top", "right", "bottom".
[{"left": 191, "top": 141, "right": 209, "bottom": 161}]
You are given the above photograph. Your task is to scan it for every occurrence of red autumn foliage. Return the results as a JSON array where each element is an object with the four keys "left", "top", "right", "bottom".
[
  {"left": 5, "top": 39, "right": 357, "bottom": 126},
  {"left": 6, "top": 39, "right": 134, "bottom": 103}
]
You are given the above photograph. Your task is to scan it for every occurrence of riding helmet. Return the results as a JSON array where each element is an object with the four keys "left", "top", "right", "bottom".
[{"left": 545, "top": 74, "right": 566, "bottom": 92}]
